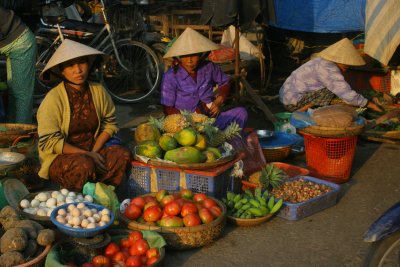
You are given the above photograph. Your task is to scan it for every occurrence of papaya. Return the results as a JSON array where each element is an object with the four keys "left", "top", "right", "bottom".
[
  {"left": 159, "top": 134, "right": 178, "bottom": 151},
  {"left": 134, "top": 122, "right": 160, "bottom": 144},
  {"left": 136, "top": 140, "right": 163, "bottom": 159},
  {"left": 164, "top": 146, "right": 206, "bottom": 164},
  {"left": 203, "top": 150, "right": 217, "bottom": 162},
  {"left": 194, "top": 133, "right": 207, "bottom": 150},
  {"left": 174, "top": 128, "right": 197, "bottom": 146},
  {"left": 206, "top": 147, "right": 222, "bottom": 158}
]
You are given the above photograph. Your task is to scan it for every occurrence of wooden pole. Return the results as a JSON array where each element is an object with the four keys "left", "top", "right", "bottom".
[{"left": 234, "top": 26, "right": 240, "bottom": 101}]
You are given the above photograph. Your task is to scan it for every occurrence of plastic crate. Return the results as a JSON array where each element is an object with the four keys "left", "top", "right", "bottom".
[
  {"left": 276, "top": 176, "right": 340, "bottom": 221},
  {"left": 128, "top": 154, "right": 243, "bottom": 198}
]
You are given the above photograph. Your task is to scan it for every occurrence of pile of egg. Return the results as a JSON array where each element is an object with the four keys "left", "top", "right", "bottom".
[
  {"left": 19, "top": 189, "right": 94, "bottom": 217},
  {"left": 55, "top": 203, "right": 111, "bottom": 229}
]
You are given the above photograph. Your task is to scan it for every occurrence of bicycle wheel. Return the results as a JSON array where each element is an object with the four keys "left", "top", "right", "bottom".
[
  {"left": 100, "top": 39, "right": 161, "bottom": 103},
  {"left": 34, "top": 36, "right": 59, "bottom": 99}
]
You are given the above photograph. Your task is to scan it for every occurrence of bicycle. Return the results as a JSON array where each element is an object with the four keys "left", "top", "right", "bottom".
[{"left": 35, "top": 0, "right": 162, "bottom": 103}]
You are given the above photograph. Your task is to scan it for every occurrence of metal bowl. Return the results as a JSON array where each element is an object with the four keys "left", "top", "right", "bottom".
[
  {"left": 256, "top": 130, "right": 274, "bottom": 139},
  {"left": 0, "top": 152, "right": 25, "bottom": 171}
]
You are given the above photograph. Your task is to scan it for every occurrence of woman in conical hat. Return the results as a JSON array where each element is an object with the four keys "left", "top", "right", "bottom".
[
  {"left": 279, "top": 38, "right": 383, "bottom": 112},
  {"left": 161, "top": 27, "right": 248, "bottom": 131},
  {"left": 37, "top": 39, "right": 131, "bottom": 192}
]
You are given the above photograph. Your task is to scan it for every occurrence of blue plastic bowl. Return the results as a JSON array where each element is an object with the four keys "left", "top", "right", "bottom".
[{"left": 50, "top": 202, "right": 114, "bottom": 238}]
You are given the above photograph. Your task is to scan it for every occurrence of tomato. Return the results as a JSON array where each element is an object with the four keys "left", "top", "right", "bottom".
[
  {"left": 180, "top": 202, "right": 198, "bottom": 217},
  {"left": 202, "top": 198, "right": 217, "bottom": 209},
  {"left": 112, "top": 261, "right": 127, "bottom": 267},
  {"left": 145, "top": 248, "right": 159, "bottom": 259},
  {"left": 180, "top": 189, "right": 194, "bottom": 199},
  {"left": 92, "top": 255, "right": 111, "bottom": 267},
  {"left": 140, "top": 255, "right": 148, "bottom": 265},
  {"left": 143, "top": 201, "right": 159, "bottom": 211},
  {"left": 104, "top": 242, "right": 120, "bottom": 258},
  {"left": 175, "top": 198, "right": 186, "bottom": 208},
  {"left": 124, "top": 204, "right": 142, "bottom": 220},
  {"left": 120, "top": 238, "right": 132, "bottom": 249},
  {"left": 146, "top": 256, "right": 159, "bottom": 266},
  {"left": 130, "top": 197, "right": 146, "bottom": 209},
  {"left": 81, "top": 263, "right": 94, "bottom": 267},
  {"left": 125, "top": 255, "right": 142, "bottom": 267},
  {"left": 198, "top": 208, "right": 214, "bottom": 224},
  {"left": 183, "top": 213, "right": 202, "bottom": 227},
  {"left": 128, "top": 231, "right": 143, "bottom": 244},
  {"left": 155, "top": 189, "right": 168, "bottom": 202},
  {"left": 193, "top": 193, "right": 208, "bottom": 202},
  {"left": 209, "top": 206, "right": 222, "bottom": 217},
  {"left": 172, "top": 192, "right": 182, "bottom": 199},
  {"left": 159, "top": 215, "right": 184, "bottom": 227},
  {"left": 129, "top": 238, "right": 149, "bottom": 256},
  {"left": 144, "top": 196, "right": 157, "bottom": 203},
  {"left": 164, "top": 201, "right": 181, "bottom": 216},
  {"left": 159, "top": 195, "right": 175, "bottom": 207},
  {"left": 111, "top": 251, "right": 127, "bottom": 263},
  {"left": 143, "top": 206, "right": 162, "bottom": 222}
]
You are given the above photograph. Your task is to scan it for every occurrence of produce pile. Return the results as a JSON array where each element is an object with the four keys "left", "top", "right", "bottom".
[
  {"left": 123, "top": 189, "right": 223, "bottom": 227},
  {"left": 0, "top": 206, "right": 55, "bottom": 267},
  {"left": 247, "top": 164, "right": 287, "bottom": 190},
  {"left": 372, "top": 117, "right": 400, "bottom": 131},
  {"left": 134, "top": 111, "right": 241, "bottom": 164},
  {"left": 271, "top": 178, "right": 333, "bottom": 203},
  {"left": 223, "top": 188, "right": 283, "bottom": 219}
]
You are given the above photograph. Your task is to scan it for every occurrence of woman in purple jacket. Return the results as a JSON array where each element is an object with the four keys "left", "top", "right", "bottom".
[{"left": 160, "top": 27, "right": 247, "bottom": 131}]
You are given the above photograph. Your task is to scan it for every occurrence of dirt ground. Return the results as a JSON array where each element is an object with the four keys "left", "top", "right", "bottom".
[{"left": 114, "top": 73, "right": 400, "bottom": 267}]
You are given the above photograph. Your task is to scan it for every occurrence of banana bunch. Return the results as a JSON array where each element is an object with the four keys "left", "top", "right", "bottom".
[{"left": 222, "top": 188, "right": 283, "bottom": 219}]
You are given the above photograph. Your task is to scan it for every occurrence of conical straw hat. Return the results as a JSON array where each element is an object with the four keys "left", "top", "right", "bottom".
[
  {"left": 163, "top": 27, "right": 220, "bottom": 58},
  {"left": 318, "top": 38, "right": 365, "bottom": 66},
  {"left": 40, "top": 39, "right": 106, "bottom": 79}
]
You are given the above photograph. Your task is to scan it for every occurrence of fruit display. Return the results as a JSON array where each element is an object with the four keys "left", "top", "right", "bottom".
[
  {"left": 123, "top": 189, "right": 223, "bottom": 227},
  {"left": 223, "top": 188, "right": 283, "bottom": 219},
  {"left": 372, "top": 117, "right": 400, "bottom": 131},
  {"left": 134, "top": 111, "right": 240, "bottom": 164},
  {"left": 271, "top": 178, "right": 333, "bottom": 203},
  {"left": 247, "top": 164, "right": 287, "bottom": 190}
]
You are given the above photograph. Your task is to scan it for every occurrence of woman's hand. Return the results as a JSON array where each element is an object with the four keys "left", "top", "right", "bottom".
[
  {"left": 85, "top": 151, "right": 107, "bottom": 174},
  {"left": 210, "top": 96, "right": 224, "bottom": 117}
]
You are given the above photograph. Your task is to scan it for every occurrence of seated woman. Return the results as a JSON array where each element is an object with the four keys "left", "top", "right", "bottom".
[
  {"left": 279, "top": 38, "right": 383, "bottom": 113},
  {"left": 37, "top": 39, "right": 131, "bottom": 191},
  {"left": 160, "top": 27, "right": 248, "bottom": 131}
]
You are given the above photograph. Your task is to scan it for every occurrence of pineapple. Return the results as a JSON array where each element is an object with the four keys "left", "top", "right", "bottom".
[
  {"left": 191, "top": 113, "right": 209, "bottom": 123},
  {"left": 205, "top": 122, "right": 242, "bottom": 147},
  {"left": 162, "top": 114, "right": 189, "bottom": 133},
  {"left": 248, "top": 164, "right": 287, "bottom": 189}
]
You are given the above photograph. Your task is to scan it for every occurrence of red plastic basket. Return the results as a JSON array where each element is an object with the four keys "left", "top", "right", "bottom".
[{"left": 303, "top": 133, "right": 357, "bottom": 184}]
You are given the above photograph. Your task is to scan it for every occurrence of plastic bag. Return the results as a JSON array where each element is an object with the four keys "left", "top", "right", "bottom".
[{"left": 82, "top": 182, "right": 120, "bottom": 215}]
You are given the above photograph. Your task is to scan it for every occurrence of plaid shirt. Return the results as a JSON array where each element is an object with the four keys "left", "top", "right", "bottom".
[{"left": 279, "top": 58, "right": 368, "bottom": 107}]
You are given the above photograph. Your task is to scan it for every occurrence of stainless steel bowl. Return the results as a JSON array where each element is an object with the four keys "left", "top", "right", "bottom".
[
  {"left": 0, "top": 152, "right": 25, "bottom": 171},
  {"left": 256, "top": 130, "right": 274, "bottom": 139}
]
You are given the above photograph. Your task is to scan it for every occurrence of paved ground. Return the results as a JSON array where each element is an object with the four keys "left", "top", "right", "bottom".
[{"left": 114, "top": 91, "right": 400, "bottom": 267}]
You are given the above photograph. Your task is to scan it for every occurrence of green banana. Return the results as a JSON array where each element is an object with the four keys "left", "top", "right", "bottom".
[
  {"left": 259, "top": 206, "right": 269, "bottom": 216},
  {"left": 240, "top": 198, "right": 248, "bottom": 204},
  {"left": 248, "top": 207, "right": 263, "bottom": 217},
  {"left": 234, "top": 202, "right": 243, "bottom": 210},
  {"left": 267, "top": 196, "right": 275, "bottom": 210},
  {"left": 249, "top": 199, "right": 261, "bottom": 208},
  {"left": 255, "top": 187, "right": 262, "bottom": 198},
  {"left": 227, "top": 191, "right": 235, "bottom": 201},
  {"left": 262, "top": 190, "right": 269, "bottom": 199},
  {"left": 244, "top": 190, "right": 254, "bottom": 198},
  {"left": 239, "top": 204, "right": 251, "bottom": 211},
  {"left": 270, "top": 198, "right": 283, "bottom": 214},
  {"left": 233, "top": 194, "right": 242, "bottom": 203},
  {"left": 256, "top": 196, "right": 266, "bottom": 206}
]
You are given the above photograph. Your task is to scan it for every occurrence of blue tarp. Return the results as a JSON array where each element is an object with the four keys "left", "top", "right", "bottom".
[{"left": 269, "top": 0, "right": 366, "bottom": 33}]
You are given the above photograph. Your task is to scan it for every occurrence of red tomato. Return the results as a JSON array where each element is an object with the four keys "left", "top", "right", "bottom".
[
  {"left": 81, "top": 263, "right": 94, "bottom": 267},
  {"left": 112, "top": 261, "right": 126, "bottom": 267},
  {"left": 146, "top": 256, "right": 159, "bottom": 266},
  {"left": 209, "top": 206, "right": 222, "bottom": 217},
  {"left": 155, "top": 189, "right": 168, "bottom": 202},
  {"left": 175, "top": 198, "right": 186, "bottom": 208},
  {"left": 128, "top": 231, "right": 143, "bottom": 244},
  {"left": 130, "top": 197, "right": 146, "bottom": 209},
  {"left": 111, "top": 251, "right": 127, "bottom": 263},
  {"left": 92, "top": 255, "right": 111, "bottom": 267},
  {"left": 180, "top": 202, "right": 198, "bottom": 217},
  {"left": 159, "top": 195, "right": 175, "bottom": 207},
  {"left": 125, "top": 255, "right": 142, "bottom": 267},
  {"left": 193, "top": 193, "right": 208, "bottom": 202},
  {"left": 124, "top": 204, "right": 142, "bottom": 220},
  {"left": 172, "top": 192, "right": 181, "bottom": 199},
  {"left": 120, "top": 238, "right": 132, "bottom": 249},
  {"left": 143, "top": 206, "right": 162, "bottom": 222},
  {"left": 129, "top": 238, "right": 149, "bottom": 256},
  {"left": 145, "top": 248, "right": 160, "bottom": 259},
  {"left": 202, "top": 198, "right": 217, "bottom": 209},
  {"left": 180, "top": 189, "right": 194, "bottom": 199},
  {"left": 144, "top": 196, "right": 157, "bottom": 203},
  {"left": 183, "top": 213, "right": 202, "bottom": 227},
  {"left": 104, "top": 242, "right": 120, "bottom": 258},
  {"left": 159, "top": 215, "right": 184, "bottom": 227},
  {"left": 164, "top": 201, "right": 181, "bottom": 216},
  {"left": 199, "top": 208, "right": 215, "bottom": 224}
]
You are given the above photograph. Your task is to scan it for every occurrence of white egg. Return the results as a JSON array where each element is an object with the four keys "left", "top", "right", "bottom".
[
  {"left": 36, "top": 208, "right": 47, "bottom": 217},
  {"left": 65, "top": 214, "right": 72, "bottom": 221},
  {"left": 56, "top": 194, "right": 65, "bottom": 203},
  {"left": 39, "top": 202, "right": 47, "bottom": 208},
  {"left": 67, "top": 218, "right": 74, "bottom": 225},
  {"left": 87, "top": 217, "right": 95, "bottom": 224},
  {"left": 30, "top": 199, "right": 40, "bottom": 208},
  {"left": 60, "top": 188, "right": 69, "bottom": 196},
  {"left": 91, "top": 208, "right": 97, "bottom": 214},
  {"left": 66, "top": 197, "right": 75, "bottom": 204},
  {"left": 57, "top": 209, "right": 66, "bottom": 216},
  {"left": 81, "top": 219, "right": 89, "bottom": 228},
  {"left": 67, "top": 204, "right": 76, "bottom": 211},
  {"left": 86, "top": 222, "right": 96, "bottom": 229},
  {"left": 71, "top": 216, "right": 81, "bottom": 226},
  {"left": 92, "top": 213, "right": 101, "bottom": 223},
  {"left": 37, "top": 192, "right": 48, "bottom": 202},
  {"left": 65, "top": 223, "right": 72, "bottom": 227},
  {"left": 101, "top": 209, "right": 110, "bottom": 216},
  {"left": 20, "top": 199, "right": 30, "bottom": 209},
  {"left": 98, "top": 221, "right": 106, "bottom": 227},
  {"left": 47, "top": 209, "right": 54, "bottom": 217},
  {"left": 73, "top": 225, "right": 81, "bottom": 228},
  {"left": 57, "top": 201, "right": 65, "bottom": 206},
  {"left": 76, "top": 203, "right": 86, "bottom": 209},
  {"left": 100, "top": 214, "right": 111, "bottom": 223},
  {"left": 56, "top": 217, "right": 66, "bottom": 224},
  {"left": 23, "top": 208, "right": 36, "bottom": 215},
  {"left": 71, "top": 208, "right": 80, "bottom": 217},
  {"left": 77, "top": 194, "right": 84, "bottom": 200},
  {"left": 46, "top": 198, "right": 57, "bottom": 208},
  {"left": 51, "top": 191, "right": 59, "bottom": 198},
  {"left": 83, "top": 209, "right": 93, "bottom": 218},
  {"left": 84, "top": 195, "right": 93, "bottom": 202},
  {"left": 67, "top": 192, "right": 76, "bottom": 198}
]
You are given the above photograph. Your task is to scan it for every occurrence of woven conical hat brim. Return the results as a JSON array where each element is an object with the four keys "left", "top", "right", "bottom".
[
  {"left": 40, "top": 39, "right": 106, "bottom": 79},
  {"left": 318, "top": 38, "right": 366, "bottom": 66},
  {"left": 163, "top": 27, "right": 220, "bottom": 58}
]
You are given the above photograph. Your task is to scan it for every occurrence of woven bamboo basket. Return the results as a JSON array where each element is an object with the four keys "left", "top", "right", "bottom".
[
  {"left": 262, "top": 146, "right": 291, "bottom": 162},
  {"left": 226, "top": 213, "right": 274, "bottom": 227},
  {"left": 16, "top": 244, "right": 51, "bottom": 267},
  {"left": 119, "top": 195, "right": 227, "bottom": 250},
  {"left": 0, "top": 124, "right": 37, "bottom": 147},
  {"left": 299, "top": 123, "right": 365, "bottom": 138}
]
